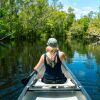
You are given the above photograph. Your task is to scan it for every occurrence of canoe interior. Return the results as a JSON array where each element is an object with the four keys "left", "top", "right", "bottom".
[
  {"left": 19, "top": 65, "right": 91, "bottom": 100},
  {"left": 22, "top": 90, "right": 86, "bottom": 100}
]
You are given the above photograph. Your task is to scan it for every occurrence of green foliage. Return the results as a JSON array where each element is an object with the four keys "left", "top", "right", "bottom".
[
  {"left": 69, "top": 21, "right": 84, "bottom": 38},
  {"left": 69, "top": 16, "right": 90, "bottom": 38},
  {"left": 79, "top": 16, "right": 90, "bottom": 32},
  {"left": 87, "top": 18, "right": 100, "bottom": 35},
  {"left": 66, "top": 7, "right": 75, "bottom": 30},
  {"left": 0, "top": 0, "right": 100, "bottom": 40}
]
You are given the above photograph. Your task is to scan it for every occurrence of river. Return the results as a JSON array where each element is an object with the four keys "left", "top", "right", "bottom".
[{"left": 0, "top": 39, "right": 100, "bottom": 100}]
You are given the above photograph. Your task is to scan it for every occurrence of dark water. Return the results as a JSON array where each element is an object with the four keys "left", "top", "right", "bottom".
[{"left": 0, "top": 39, "right": 100, "bottom": 100}]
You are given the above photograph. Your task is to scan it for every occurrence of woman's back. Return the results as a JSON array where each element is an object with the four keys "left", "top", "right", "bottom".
[
  {"left": 42, "top": 50, "right": 67, "bottom": 84},
  {"left": 44, "top": 50, "right": 62, "bottom": 74}
]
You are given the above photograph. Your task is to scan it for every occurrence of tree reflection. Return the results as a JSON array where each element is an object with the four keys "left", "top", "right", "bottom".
[
  {"left": 85, "top": 52, "right": 94, "bottom": 69},
  {"left": 96, "top": 65, "right": 100, "bottom": 78},
  {"left": 65, "top": 39, "right": 74, "bottom": 63}
]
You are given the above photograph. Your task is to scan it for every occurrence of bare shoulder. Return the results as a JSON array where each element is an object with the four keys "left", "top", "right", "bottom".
[
  {"left": 59, "top": 51, "right": 65, "bottom": 56},
  {"left": 58, "top": 51, "right": 65, "bottom": 61}
]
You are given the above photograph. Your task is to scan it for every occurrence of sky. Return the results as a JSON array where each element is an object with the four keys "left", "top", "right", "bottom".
[{"left": 50, "top": 0, "right": 100, "bottom": 19}]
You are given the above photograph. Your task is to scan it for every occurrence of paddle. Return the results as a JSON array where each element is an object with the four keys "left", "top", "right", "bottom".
[{"left": 21, "top": 70, "right": 38, "bottom": 86}]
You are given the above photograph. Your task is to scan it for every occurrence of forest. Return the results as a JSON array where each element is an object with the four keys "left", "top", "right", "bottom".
[{"left": 0, "top": 0, "right": 100, "bottom": 40}]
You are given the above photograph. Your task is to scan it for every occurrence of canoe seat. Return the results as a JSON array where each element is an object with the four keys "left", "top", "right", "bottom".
[{"left": 34, "top": 78, "right": 75, "bottom": 88}]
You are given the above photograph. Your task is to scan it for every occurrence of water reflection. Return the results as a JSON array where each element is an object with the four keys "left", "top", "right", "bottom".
[
  {"left": 85, "top": 52, "right": 95, "bottom": 69},
  {"left": 0, "top": 40, "right": 46, "bottom": 100},
  {"left": 0, "top": 39, "right": 100, "bottom": 100},
  {"left": 66, "top": 40, "right": 100, "bottom": 100}
]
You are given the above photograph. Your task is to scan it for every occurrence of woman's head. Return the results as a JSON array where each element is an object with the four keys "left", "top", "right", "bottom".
[
  {"left": 46, "top": 38, "right": 58, "bottom": 53},
  {"left": 47, "top": 38, "right": 58, "bottom": 48}
]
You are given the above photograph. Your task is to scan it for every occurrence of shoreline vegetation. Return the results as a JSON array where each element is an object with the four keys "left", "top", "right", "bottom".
[{"left": 0, "top": 0, "right": 100, "bottom": 41}]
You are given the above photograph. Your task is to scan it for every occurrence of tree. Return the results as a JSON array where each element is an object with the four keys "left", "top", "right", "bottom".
[
  {"left": 87, "top": 18, "right": 100, "bottom": 35},
  {"left": 66, "top": 7, "right": 75, "bottom": 30}
]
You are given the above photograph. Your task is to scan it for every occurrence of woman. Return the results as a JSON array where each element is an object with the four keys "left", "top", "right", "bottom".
[{"left": 33, "top": 38, "right": 67, "bottom": 84}]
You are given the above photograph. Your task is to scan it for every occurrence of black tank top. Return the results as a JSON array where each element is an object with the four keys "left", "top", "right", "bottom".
[{"left": 43, "top": 51, "right": 66, "bottom": 80}]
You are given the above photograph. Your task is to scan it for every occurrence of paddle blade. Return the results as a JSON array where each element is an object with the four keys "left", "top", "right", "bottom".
[
  {"left": 21, "top": 71, "right": 38, "bottom": 86},
  {"left": 21, "top": 76, "right": 31, "bottom": 86}
]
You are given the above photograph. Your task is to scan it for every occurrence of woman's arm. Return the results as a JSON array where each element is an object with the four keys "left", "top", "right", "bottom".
[{"left": 33, "top": 54, "right": 44, "bottom": 71}]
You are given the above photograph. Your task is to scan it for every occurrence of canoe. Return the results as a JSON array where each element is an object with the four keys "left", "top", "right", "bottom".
[{"left": 18, "top": 62, "right": 91, "bottom": 100}]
